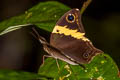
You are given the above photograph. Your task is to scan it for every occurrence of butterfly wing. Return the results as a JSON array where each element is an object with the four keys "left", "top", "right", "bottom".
[{"left": 50, "top": 9, "right": 103, "bottom": 64}]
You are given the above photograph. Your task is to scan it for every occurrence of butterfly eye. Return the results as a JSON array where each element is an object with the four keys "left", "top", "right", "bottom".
[
  {"left": 66, "top": 14, "right": 75, "bottom": 23},
  {"left": 83, "top": 53, "right": 89, "bottom": 58}
]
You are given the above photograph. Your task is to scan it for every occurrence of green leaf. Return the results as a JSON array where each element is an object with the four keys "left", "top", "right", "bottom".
[
  {"left": 0, "top": 1, "right": 70, "bottom": 35},
  {"left": 38, "top": 54, "right": 120, "bottom": 80},
  {"left": 0, "top": 69, "right": 48, "bottom": 80}
]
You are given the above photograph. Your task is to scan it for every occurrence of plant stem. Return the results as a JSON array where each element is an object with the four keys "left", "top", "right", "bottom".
[{"left": 80, "top": 0, "right": 92, "bottom": 15}]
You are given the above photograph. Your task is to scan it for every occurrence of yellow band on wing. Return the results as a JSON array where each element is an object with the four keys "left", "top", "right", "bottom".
[{"left": 52, "top": 25, "right": 89, "bottom": 41}]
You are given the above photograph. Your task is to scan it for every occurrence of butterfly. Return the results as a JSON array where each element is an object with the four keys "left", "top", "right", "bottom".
[{"left": 32, "top": 8, "right": 103, "bottom": 66}]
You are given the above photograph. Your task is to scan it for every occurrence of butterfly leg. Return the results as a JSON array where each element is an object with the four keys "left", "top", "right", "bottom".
[
  {"left": 41, "top": 55, "right": 53, "bottom": 66},
  {"left": 42, "top": 55, "right": 60, "bottom": 71},
  {"left": 55, "top": 59, "right": 60, "bottom": 71}
]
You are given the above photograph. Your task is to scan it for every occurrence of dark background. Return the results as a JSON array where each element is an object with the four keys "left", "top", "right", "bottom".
[
  {"left": 0, "top": 0, "right": 120, "bottom": 72},
  {"left": 0, "top": 0, "right": 120, "bottom": 21}
]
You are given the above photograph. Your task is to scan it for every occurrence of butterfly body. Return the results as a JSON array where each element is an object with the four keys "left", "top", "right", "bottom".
[
  {"left": 43, "top": 44, "right": 78, "bottom": 65},
  {"left": 33, "top": 8, "right": 103, "bottom": 65}
]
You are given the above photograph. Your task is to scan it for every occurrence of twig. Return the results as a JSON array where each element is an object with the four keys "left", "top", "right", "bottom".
[{"left": 80, "top": 0, "right": 92, "bottom": 15}]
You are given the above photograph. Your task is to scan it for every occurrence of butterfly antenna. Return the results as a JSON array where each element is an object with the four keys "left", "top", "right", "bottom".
[
  {"left": 32, "top": 27, "right": 40, "bottom": 38},
  {"left": 30, "top": 32, "right": 38, "bottom": 40},
  {"left": 32, "top": 27, "right": 48, "bottom": 45}
]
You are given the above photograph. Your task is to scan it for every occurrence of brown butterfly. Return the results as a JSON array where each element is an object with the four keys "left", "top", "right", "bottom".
[{"left": 32, "top": 8, "right": 103, "bottom": 66}]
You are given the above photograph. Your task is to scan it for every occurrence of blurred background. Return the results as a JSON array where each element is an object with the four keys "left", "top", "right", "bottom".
[{"left": 0, "top": 0, "right": 120, "bottom": 72}]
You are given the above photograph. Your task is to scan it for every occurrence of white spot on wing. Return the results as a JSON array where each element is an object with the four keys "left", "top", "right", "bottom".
[{"left": 76, "top": 8, "right": 79, "bottom": 11}]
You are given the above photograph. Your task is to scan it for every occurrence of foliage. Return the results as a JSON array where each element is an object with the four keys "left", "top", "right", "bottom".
[
  {"left": 0, "top": 69, "right": 47, "bottom": 80},
  {"left": 39, "top": 54, "right": 120, "bottom": 80}
]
